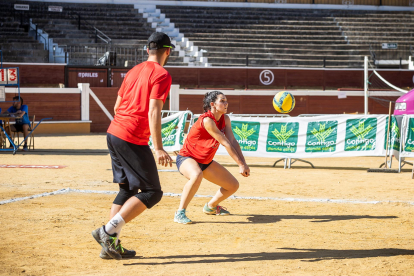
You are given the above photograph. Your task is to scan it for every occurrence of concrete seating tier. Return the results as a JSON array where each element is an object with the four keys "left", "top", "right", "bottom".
[
  {"left": 178, "top": 28, "right": 341, "bottom": 36},
  {"left": 198, "top": 45, "right": 371, "bottom": 55},
  {"left": 0, "top": 9, "right": 48, "bottom": 63},
  {"left": 202, "top": 52, "right": 364, "bottom": 60},
  {"left": 178, "top": 24, "right": 340, "bottom": 30},
  {"left": 0, "top": 1, "right": 174, "bottom": 65},
  {"left": 208, "top": 58, "right": 362, "bottom": 68},
  {"left": 188, "top": 37, "right": 347, "bottom": 44}
]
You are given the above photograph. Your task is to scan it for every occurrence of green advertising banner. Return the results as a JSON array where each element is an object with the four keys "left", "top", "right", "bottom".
[
  {"left": 266, "top": 122, "right": 299, "bottom": 153},
  {"left": 305, "top": 121, "right": 338, "bottom": 153},
  {"left": 215, "top": 114, "right": 395, "bottom": 159},
  {"left": 232, "top": 121, "right": 260, "bottom": 151},
  {"left": 404, "top": 118, "right": 414, "bottom": 152},
  {"left": 384, "top": 116, "right": 400, "bottom": 151},
  {"left": 179, "top": 112, "right": 188, "bottom": 145},
  {"left": 345, "top": 118, "right": 377, "bottom": 151},
  {"left": 148, "top": 111, "right": 188, "bottom": 151},
  {"left": 149, "top": 117, "right": 180, "bottom": 147}
]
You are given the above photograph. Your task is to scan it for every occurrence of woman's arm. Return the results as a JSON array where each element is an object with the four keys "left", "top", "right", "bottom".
[
  {"left": 223, "top": 115, "right": 246, "bottom": 164},
  {"left": 204, "top": 117, "right": 250, "bottom": 177}
]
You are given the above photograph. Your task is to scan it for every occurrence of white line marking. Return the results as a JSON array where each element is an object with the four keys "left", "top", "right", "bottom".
[{"left": 1, "top": 188, "right": 414, "bottom": 206}]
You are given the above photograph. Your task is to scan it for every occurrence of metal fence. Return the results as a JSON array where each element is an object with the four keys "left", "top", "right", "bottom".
[
  {"left": 61, "top": 45, "right": 147, "bottom": 66},
  {"left": 369, "top": 42, "right": 414, "bottom": 67}
]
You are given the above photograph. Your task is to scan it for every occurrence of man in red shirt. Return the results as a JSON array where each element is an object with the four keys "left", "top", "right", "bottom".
[{"left": 92, "top": 32, "right": 174, "bottom": 260}]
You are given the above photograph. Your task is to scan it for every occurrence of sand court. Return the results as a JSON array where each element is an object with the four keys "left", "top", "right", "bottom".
[{"left": 1, "top": 135, "right": 414, "bottom": 275}]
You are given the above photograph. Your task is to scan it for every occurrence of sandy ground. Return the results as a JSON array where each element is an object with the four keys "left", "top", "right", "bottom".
[{"left": 0, "top": 134, "right": 414, "bottom": 275}]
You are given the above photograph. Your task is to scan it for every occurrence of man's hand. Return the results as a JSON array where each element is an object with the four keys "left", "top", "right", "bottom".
[
  {"left": 239, "top": 163, "right": 250, "bottom": 177},
  {"left": 155, "top": 149, "right": 173, "bottom": 167}
]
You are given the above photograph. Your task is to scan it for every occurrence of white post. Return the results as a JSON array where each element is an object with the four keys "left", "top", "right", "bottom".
[
  {"left": 364, "top": 56, "right": 368, "bottom": 115},
  {"left": 169, "top": 84, "right": 180, "bottom": 111},
  {"left": 78, "top": 83, "right": 90, "bottom": 121}
]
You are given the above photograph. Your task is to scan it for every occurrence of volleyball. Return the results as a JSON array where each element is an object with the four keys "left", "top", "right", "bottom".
[{"left": 273, "top": 91, "right": 295, "bottom": 113}]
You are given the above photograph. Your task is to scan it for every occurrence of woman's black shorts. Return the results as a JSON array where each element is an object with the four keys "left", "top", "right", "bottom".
[{"left": 176, "top": 154, "right": 213, "bottom": 173}]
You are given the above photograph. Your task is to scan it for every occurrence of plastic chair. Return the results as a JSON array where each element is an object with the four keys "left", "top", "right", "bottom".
[
  {"left": 12, "top": 115, "right": 35, "bottom": 150},
  {"left": 0, "top": 127, "right": 5, "bottom": 149}
]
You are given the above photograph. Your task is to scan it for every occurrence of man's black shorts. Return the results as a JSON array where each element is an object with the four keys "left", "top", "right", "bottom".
[
  {"left": 13, "top": 124, "right": 29, "bottom": 132},
  {"left": 107, "top": 133, "right": 161, "bottom": 191}
]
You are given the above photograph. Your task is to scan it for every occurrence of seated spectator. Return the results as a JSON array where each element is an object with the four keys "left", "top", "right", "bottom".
[{"left": 5, "top": 96, "right": 30, "bottom": 151}]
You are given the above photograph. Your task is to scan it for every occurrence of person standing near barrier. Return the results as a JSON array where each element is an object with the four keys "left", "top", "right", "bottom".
[
  {"left": 92, "top": 32, "right": 174, "bottom": 260},
  {"left": 174, "top": 91, "right": 250, "bottom": 224}
]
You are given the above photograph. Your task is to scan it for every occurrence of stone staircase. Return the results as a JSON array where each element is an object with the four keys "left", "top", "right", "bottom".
[{"left": 137, "top": 5, "right": 208, "bottom": 66}]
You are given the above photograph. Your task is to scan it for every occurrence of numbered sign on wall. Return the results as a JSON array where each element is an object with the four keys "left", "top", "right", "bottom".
[
  {"left": 0, "top": 69, "right": 7, "bottom": 84},
  {"left": 0, "top": 86, "right": 5, "bottom": 101},
  {"left": 7, "top": 68, "right": 18, "bottom": 84}
]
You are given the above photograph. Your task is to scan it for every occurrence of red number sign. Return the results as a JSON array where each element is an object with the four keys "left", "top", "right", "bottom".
[
  {"left": 0, "top": 69, "right": 6, "bottom": 84},
  {"left": 7, "top": 68, "right": 17, "bottom": 84}
]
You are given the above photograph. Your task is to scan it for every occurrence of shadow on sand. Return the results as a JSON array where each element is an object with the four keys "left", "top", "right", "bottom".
[
  {"left": 124, "top": 248, "right": 414, "bottom": 265},
  {"left": 193, "top": 214, "right": 398, "bottom": 224}
]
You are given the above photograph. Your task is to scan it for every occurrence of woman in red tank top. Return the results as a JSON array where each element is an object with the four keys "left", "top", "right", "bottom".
[{"left": 174, "top": 91, "right": 250, "bottom": 224}]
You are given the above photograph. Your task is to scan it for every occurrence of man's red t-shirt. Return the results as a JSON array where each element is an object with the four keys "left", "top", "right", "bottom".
[
  {"left": 107, "top": 61, "right": 172, "bottom": 145},
  {"left": 179, "top": 111, "right": 226, "bottom": 164}
]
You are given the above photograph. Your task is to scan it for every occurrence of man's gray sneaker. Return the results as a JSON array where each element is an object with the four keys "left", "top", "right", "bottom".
[
  {"left": 100, "top": 239, "right": 136, "bottom": 259},
  {"left": 92, "top": 226, "right": 122, "bottom": 260}
]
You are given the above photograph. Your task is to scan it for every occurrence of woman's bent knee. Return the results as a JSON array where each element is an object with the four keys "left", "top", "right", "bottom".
[
  {"left": 190, "top": 171, "right": 203, "bottom": 183},
  {"left": 229, "top": 180, "right": 239, "bottom": 193}
]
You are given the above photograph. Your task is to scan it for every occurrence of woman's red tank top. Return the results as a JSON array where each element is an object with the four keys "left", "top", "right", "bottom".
[{"left": 179, "top": 110, "right": 226, "bottom": 164}]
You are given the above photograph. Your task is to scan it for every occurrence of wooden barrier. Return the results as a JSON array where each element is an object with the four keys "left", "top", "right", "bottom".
[
  {"left": 0, "top": 90, "right": 81, "bottom": 121},
  {"left": 89, "top": 87, "right": 118, "bottom": 133},
  {"left": 2, "top": 63, "right": 65, "bottom": 87}
]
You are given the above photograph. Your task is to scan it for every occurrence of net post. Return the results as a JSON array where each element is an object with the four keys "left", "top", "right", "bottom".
[{"left": 364, "top": 56, "right": 368, "bottom": 115}]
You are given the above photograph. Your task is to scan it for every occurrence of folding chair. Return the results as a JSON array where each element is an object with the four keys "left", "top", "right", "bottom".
[
  {"left": 0, "top": 127, "right": 5, "bottom": 149},
  {"left": 12, "top": 115, "right": 35, "bottom": 150}
]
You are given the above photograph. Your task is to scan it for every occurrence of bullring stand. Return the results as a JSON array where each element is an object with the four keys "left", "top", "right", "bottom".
[{"left": 0, "top": 50, "right": 52, "bottom": 154}]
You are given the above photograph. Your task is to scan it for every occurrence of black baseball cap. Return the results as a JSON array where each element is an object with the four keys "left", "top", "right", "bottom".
[{"left": 148, "top": 32, "right": 175, "bottom": 50}]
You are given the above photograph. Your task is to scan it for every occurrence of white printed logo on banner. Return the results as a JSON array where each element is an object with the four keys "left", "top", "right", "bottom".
[
  {"left": 305, "top": 121, "right": 338, "bottom": 153},
  {"left": 345, "top": 118, "right": 377, "bottom": 151}
]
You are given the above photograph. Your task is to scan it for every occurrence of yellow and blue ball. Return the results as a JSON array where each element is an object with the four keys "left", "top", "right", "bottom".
[{"left": 273, "top": 91, "right": 295, "bottom": 113}]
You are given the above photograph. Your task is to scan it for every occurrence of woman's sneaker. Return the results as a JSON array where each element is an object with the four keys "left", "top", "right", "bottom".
[
  {"left": 100, "top": 239, "right": 136, "bottom": 259},
  {"left": 203, "top": 203, "right": 230, "bottom": 215},
  {"left": 174, "top": 209, "right": 192, "bottom": 224}
]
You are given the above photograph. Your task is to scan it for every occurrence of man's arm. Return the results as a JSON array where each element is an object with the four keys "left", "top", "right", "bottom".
[
  {"left": 114, "top": 95, "right": 122, "bottom": 115},
  {"left": 148, "top": 99, "right": 172, "bottom": 167}
]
